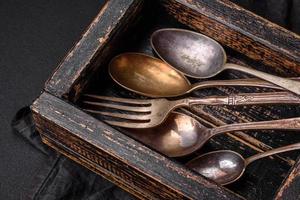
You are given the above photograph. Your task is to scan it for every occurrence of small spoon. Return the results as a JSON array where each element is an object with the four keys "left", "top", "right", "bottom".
[
  {"left": 151, "top": 28, "right": 300, "bottom": 95},
  {"left": 186, "top": 143, "right": 300, "bottom": 185},
  {"left": 126, "top": 112, "right": 300, "bottom": 157},
  {"left": 109, "top": 53, "right": 288, "bottom": 98}
]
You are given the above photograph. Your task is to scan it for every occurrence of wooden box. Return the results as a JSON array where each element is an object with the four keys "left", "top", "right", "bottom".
[{"left": 31, "top": 0, "right": 300, "bottom": 199}]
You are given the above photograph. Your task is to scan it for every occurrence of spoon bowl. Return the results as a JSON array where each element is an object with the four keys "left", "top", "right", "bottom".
[
  {"left": 109, "top": 53, "right": 190, "bottom": 97},
  {"left": 186, "top": 150, "right": 245, "bottom": 185},
  {"left": 151, "top": 28, "right": 226, "bottom": 78},
  {"left": 126, "top": 112, "right": 208, "bottom": 157}
]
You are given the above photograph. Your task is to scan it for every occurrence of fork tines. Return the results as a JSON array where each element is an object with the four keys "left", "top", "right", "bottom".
[{"left": 81, "top": 94, "right": 153, "bottom": 128}]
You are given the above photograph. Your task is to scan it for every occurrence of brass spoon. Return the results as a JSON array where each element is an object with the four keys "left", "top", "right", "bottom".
[
  {"left": 109, "top": 53, "right": 288, "bottom": 98},
  {"left": 151, "top": 28, "right": 300, "bottom": 95},
  {"left": 126, "top": 112, "right": 300, "bottom": 157},
  {"left": 186, "top": 143, "right": 300, "bottom": 185}
]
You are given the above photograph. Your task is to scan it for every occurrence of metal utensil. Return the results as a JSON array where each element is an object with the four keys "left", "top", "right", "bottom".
[
  {"left": 108, "top": 53, "right": 292, "bottom": 98},
  {"left": 151, "top": 28, "right": 300, "bottom": 95},
  {"left": 186, "top": 143, "right": 300, "bottom": 185},
  {"left": 82, "top": 92, "right": 300, "bottom": 129},
  {"left": 122, "top": 112, "right": 300, "bottom": 157}
]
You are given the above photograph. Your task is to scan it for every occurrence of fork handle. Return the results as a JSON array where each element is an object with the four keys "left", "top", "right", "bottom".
[{"left": 188, "top": 92, "right": 300, "bottom": 106}]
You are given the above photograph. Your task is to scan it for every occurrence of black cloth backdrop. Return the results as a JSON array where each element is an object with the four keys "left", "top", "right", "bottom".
[
  {"left": 1, "top": 1, "right": 299, "bottom": 199},
  {"left": 11, "top": 107, "right": 134, "bottom": 200}
]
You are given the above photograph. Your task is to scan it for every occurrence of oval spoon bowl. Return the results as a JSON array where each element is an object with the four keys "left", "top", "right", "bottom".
[
  {"left": 186, "top": 150, "right": 245, "bottom": 185},
  {"left": 109, "top": 53, "right": 190, "bottom": 97},
  {"left": 151, "top": 28, "right": 226, "bottom": 78}
]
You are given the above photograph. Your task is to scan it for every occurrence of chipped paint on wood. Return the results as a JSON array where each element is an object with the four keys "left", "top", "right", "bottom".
[{"left": 45, "top": 0, "right": 144, "bottom": 99}]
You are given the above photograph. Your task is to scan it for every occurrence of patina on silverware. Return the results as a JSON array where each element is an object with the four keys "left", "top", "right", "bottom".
[
  {"left": 151, "top": 28, "right": 300, "bottom": 95},
  {"left": 82, "top": 92, "right": 300, "bottom": 129},
  {"left": 124, "top": 112, "right": 300, "bottom": 157},
  {"left": 108, "top": 53, "right": 289, "bottom": 98},
  {"left": 186, "top": 143, "right": 300, "bottom": 185}
]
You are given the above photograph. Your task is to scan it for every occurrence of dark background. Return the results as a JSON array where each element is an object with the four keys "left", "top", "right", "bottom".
[
  {"left": 0, "top": 0, "right": 299, "bottom": 199},
  {"left": 0, "top": 0, "right": 104, "bottom": 199}
]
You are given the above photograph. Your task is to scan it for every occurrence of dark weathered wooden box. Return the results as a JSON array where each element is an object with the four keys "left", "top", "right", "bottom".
[{"left": 31, "top": 0, "right": 300, "bottom": 199}]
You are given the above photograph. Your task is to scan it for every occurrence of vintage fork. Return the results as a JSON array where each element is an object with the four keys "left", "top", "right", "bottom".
[{"left": 82, "top": 92, "right": 300, "bottom": 128}]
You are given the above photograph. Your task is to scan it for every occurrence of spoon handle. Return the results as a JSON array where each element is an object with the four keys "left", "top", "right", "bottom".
[
  {"left": 188, "top": 91, "right": 300, "bottom": 106},
  {"left": 245, "top": 143, "right": 300, "bottom": 166},
  {"left": 189, "top": 77, "right": 300, "bottom": 92},
  {"left": 211, "top": 117, "right": 300, "bottom": 137},
  {"left": 224, "top": 63, "right": 300, "bottom": 95}
]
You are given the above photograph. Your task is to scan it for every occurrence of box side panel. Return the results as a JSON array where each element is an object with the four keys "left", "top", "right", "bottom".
[
  {"left": 45, "top": 0, "right": 143, "bottom": 99},
  {"left": 275, "top": 158, "right": 300, "bottom": 200}
]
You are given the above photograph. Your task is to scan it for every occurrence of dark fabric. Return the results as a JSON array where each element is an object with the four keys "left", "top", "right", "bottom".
[
  {"left": 11, "top": 107, "right": 134, "bottom": 200},
  {"left": 0, "top": 0, "right": 105, "bottom": 199}
]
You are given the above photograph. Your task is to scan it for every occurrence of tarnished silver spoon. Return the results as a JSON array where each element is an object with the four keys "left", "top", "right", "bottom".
[
  {"left": 126, "top": 112, "right": 300, "bottom": 157},
  {"left": 108, "top": 53, "right": 290, "bottom": 98},
  {"left": 186, "top": 143, "right": 300, "bottom": 185},
  {"left": 151, "top": 28, "right": 300, "bottom": 95}
]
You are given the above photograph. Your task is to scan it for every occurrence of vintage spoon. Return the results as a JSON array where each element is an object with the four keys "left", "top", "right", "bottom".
[
  {"left": 186, "top": 143, "right": 300, "bottom": 185},
  {"left": 126, "top": 112, "right": 300, "bottom": 157},
  {"left": 108, "top": 53, "right": 290, "bottom": 98},
  {"left": 151, "top": 28, "right": 300, "bottom": 95}
]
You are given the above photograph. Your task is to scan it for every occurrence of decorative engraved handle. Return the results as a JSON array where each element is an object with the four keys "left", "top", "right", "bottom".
[
  {"left": 245, "top": 143, "right": 300, "bottom": 165},
  {"left": 227, "top": 92, "right": 300, "bottom": 105},
  {"left": 224, "top": 63, "right": 300, "bottom": 95},
  {"left": 211, "top": 117, "right": 300, "bottom": 137},
  {"left": 188, "top": 92, "right": 300, "bottom": 106}
]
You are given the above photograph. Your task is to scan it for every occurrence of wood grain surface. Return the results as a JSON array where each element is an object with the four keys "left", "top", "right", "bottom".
[{"left": 161, "top": 0, "right": 300, "bottom": 73}]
